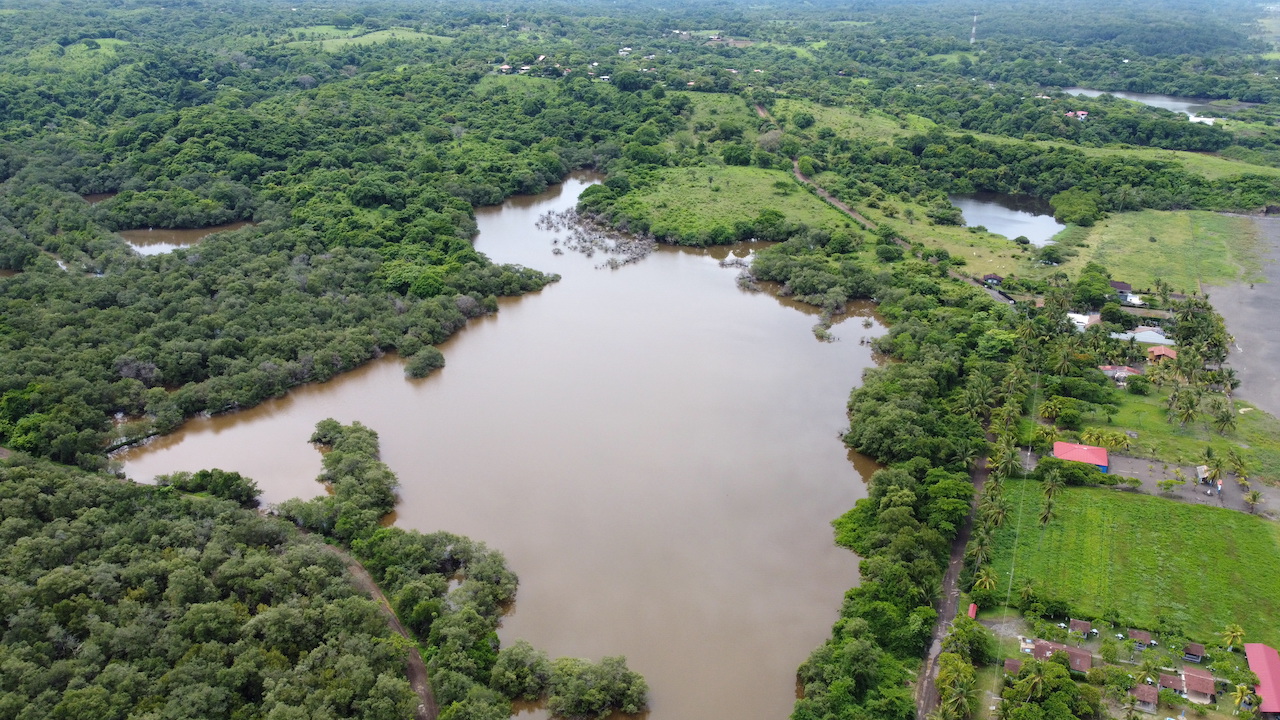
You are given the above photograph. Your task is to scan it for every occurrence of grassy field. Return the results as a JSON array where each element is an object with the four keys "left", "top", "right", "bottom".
[
  {"left": 1076, "top": 389, "right": 1280, "bottom": 482},
  {"left": 24, "top": 38, "right": 130, "bottom": 71},
  {"left": 283, "top": 26, "right": 450, "bottom": 50},
  {"left": 1051, "top": 210, "right": 1263, "bottom": 292},
  {"left": 989, "top": 479, "right": 1280, "bottom": 647},
  {"left": 773, "top": 98, "right": 932, "bottom": 142},
  {"left": 614, "top": 166, "right": 855, "bottom": 241}
]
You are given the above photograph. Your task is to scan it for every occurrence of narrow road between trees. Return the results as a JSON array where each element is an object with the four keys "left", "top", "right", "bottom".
[
  {"left": 915, "top": 458, "right": 989, "bottom": 720},
  {"left": 326, "top": 544, "right": 439, "bottom": 720}
]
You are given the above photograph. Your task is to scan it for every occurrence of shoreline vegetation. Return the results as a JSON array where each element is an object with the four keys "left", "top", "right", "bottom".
[{"left": 6, "top": 0, "right": 1280, "bottom": 718}]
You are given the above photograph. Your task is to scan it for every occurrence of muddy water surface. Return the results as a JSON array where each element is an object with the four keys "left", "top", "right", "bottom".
[
  {"left": 117, "top": 174, "right": 882, "bottom": 720},
  {"left": 119, "top": 221, "right": 255, "bottom": 255}
]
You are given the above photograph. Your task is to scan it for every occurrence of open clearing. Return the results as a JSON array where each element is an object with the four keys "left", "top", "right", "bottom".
[
  {"left": 989, "top": 479, "right": 1280, "bottom": 647},
  {"left": 614, "top": 166, "right": 855, "bottom": 241},
  {"left": 1052, "top": 210, "right": 1263, "bottom": 292},
  {"left": 282, "top": 25, "right": 451, "bottom": 50}
]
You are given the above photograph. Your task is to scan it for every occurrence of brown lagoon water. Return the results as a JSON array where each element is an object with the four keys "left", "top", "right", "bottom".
[
  {"left": 117, "top": 174, "right": 882, "bottom": 720},
  {"left": 119, "top": 221, "right": 254, "bottom": 255}
]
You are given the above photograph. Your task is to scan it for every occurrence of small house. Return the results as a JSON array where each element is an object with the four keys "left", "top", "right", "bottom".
[
  {"left": 1032, "top": 639, "right": 1092, "bottom": 673},
  {"left": 1098, "top": 366, "right": 1142, "bottom": 384},
  {"left": 1004, "top": 658, "right": 1023, "bottom": 677},
  {"left": 1148, "top": 346, "right": 1178, "bottom": 363},
  {"left": 1159, "top": 673, "right": 1185, "bottom": 694},
  {"left": 1053, "top": 442, "right": 1110, "bottom": 473},
  {"left": 1129, "top": 629, "right": 1153, "bottom": 650},
  {"left": 1131, "top": 683, "right": 1158, "bottom": 714},
  {"left": 1245, "top": 643, "right": 1280, "bottom": 720},
  {"left": 1184, "top": 643, "right": 1206, "bottom": 663},
  {"left": 1069, "top": 619, "right": 1092, "bottom": 636},
  {"left": 983, "top": 273, "right": 1004, "bottom": 286},
  {"left": 1184, "top": 667, "right": 1216, "bottom": 704},
  {"left": 1110, "top": 280, "right": 1134, "bottom": 294}
]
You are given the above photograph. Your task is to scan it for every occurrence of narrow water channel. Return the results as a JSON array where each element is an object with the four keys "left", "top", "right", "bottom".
[{"left": 117, "top": 174, "right": 882, "bottom": 720}]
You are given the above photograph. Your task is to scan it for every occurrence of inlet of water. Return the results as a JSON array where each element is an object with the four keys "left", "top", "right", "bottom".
[{"left": 117, "top": 174, "right": 882, "bottom": 720}]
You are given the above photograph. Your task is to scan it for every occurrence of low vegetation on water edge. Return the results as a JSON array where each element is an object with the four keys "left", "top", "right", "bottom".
[{"left": 985, "top": 479, "right": 1280, "bottom": 647}]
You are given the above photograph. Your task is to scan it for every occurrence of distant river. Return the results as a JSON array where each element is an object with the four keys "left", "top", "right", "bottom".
[
  {"left": 1062, "top": 88, "right": 1246, "bottom": 122},
  {"left": 116, "top": 173, "right": 883, "bottom": 720}
]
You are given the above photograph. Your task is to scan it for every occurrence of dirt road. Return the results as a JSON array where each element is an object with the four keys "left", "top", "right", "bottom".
[
  {"left": 326, "top": 544, "right": 440, "bottom": 720},
  {"left": 915, "top": 459, "right": 988, "bottom": 720}
]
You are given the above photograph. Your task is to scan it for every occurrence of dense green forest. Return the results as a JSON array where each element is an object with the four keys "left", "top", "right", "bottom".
[{"left": 2, "top": 0, "right": 1279, "bottom": 717}]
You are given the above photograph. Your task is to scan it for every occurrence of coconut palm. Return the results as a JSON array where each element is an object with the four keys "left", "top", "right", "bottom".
[
  {"left": 1135, "top": 654, "right": 1162, "bottom": 685},
  {"left": 1019, "top": 579, "right": 1036, "bottom": 605},
  {"left": 1231, "top": 684, "right": 1253, "bottom": 715},
  {"left": 981, "top": 496, "right": 1010, "bottom": 528},
  {"left": 1039, "top": 498, "right": 1055, "bottom": 526},
  {"left": 1226, "top": 447, "right": 1250, "bottom": 480},
  {"left": 1214, "top": 407, "right": 1239, "bottom": 434},
  {"left": 1123, "top": 695, "right": 1141, "bottom": 720},
  {"left": 973, "top": 566, "right": 998, "bottom": 592},
  {"left": 1043, "top": 469, "right": 1065, "bottom": 502},
  {"left": 1222, "top": 623, "right": 1246, "bottom": 651},
  {"left": 1244, "top": 490, "right": 1263, "bottom": 514}
]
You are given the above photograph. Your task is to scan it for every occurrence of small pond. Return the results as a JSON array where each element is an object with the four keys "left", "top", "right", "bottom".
[
  {"left": 948, "top": 192, "right": 1065, "bottom": 246},
  {"left": 1061, "top": 88, "right": 1248, "bottom": 123},
  {"left": 118, "top": 221, "right": 255, "bottom": 256}
]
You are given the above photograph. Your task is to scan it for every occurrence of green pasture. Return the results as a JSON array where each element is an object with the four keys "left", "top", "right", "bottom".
[
  {"left": 613, "top": 166, "right": 854, "bottom": 241},
  {"left": 1051, "top": 210, "right": 1263, "bottom": 292},
  {"left": 989, "top": 479, "right": 1280, "bottom": 647},
  {"left": 283, "top": 26, "right": 451, "bottom": 50}
]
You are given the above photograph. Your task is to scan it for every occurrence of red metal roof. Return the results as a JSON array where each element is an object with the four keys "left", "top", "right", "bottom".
[
  {"left": 1246, "top": 643, "right": 1280, "bottom": 713},
  {"left": 1129, "top": 629, "right": 1152, "bottom": 643},
  {"left": 1069, "top": 619, "right": 1092, "bottom": 634},
  {"left": 1032, "top": 640, "right": 1092, "bottom": 673},
  {"left": 1054, "top": 442, "right": 1109, "bottom": 467}
]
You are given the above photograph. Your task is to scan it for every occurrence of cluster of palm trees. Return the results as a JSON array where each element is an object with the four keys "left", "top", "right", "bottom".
[{"left": 932, "top": 654, "right": 979, "bottom": 720}]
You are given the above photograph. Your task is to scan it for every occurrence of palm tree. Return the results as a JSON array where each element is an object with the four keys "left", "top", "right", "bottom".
[
  {"left": 1123, "top": 695, "right": 1141, "bottom": 720},
  {"left": 1231, "top": 684, "right": 1253, "bottom": 715},
  {"left": 1136, "top": 654, "right": 1162, "bottom": 685},
  {"left": 1039, "top": 498, "right": 1055, "bottom": 526},
  {"left": 973, "top": 567, "right": 998, "bottom": 592},
  {"left": 1215, "top": 406, "right": 1239, "bottom": 434},
  {"left": 1227, "top": 447, "right": 1250, "bottom": 480},
  {"left": 981, "top": 497, "right": 1010, "bottom": 528},
  {"left": 1023, "top": 661, "right": 1048, "bottom": 702},
  {"left": 1222, "top": 623, "right": 1246, "bottom": 652},
  {"left": 1018, "top": 579, "right": 1036, "bottom": 605},
  {"left": 1244, "top": 490, "right": 1262, "bottom": 514},
  {"left": 1043, "top": 469, "right": 1064, "bottom": 503}
]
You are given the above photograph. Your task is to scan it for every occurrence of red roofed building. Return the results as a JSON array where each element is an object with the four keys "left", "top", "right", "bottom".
[
  {"left": 1053, "top": 442, "right": 1110, "bottom": 473},
  {"left": 1159, "top": 673, "right": 1185, "bottom": 694},
  {"left": 1148, "top": 346, "right": 1178, "bottom": 363},
  {"left": 1069, "top": 619, "right": 1092, "bottom": 635},
  {"left": 1131, "top": 684, "right": 1158, "bottom": 713},
  {"left": 1245, "top": 643, "right": 1280, "bottom": 718},
  {"left": 1183, "top": 666, "right": 1216, "bottom": 704},
  {"left": 1032, "top": 639, "right": 1092, "bottom": 673}
]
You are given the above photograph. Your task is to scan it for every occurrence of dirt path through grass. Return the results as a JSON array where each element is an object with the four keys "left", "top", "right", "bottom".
[{"left": 325, "top": 544, "right": 439, "bottom": 720}]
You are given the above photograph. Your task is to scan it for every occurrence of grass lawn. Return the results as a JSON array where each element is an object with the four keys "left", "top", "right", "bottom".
[
  {"left": 852, "top": 201, "right": 1038, "bottom": 277},
  {"left": 614, "top": 166, "right": 855, "bottom": 241},
  {"left": 989, "top": 479, "right": 1280, "bottom": 647},
  {"left": 1078, "top": 389, "right": 1280, "bottom": 483},
  {"left": 1049, "top": 210, "right": 1263, "bottom": 292}
]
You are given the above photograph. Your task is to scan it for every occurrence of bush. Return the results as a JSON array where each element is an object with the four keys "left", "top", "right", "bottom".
[
  {"left": 548, "top": 656, "right": 648, "bottom": 718},
  {"left": 876, "top": 245, "right": 904, "bottom": 263},
  {"left": 406, "top": 346, "right": 446, "bottom": 378},
  {"left": 159, "top": 468, "right": 261, "bottom": 508},
  {"left": 1127, "top": 375, "right": 1153, "bottom": 395}
]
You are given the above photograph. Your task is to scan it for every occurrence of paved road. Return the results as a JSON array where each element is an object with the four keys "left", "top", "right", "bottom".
[{"left": 326, "top": 544, "right": 439, "bottom": 720}]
